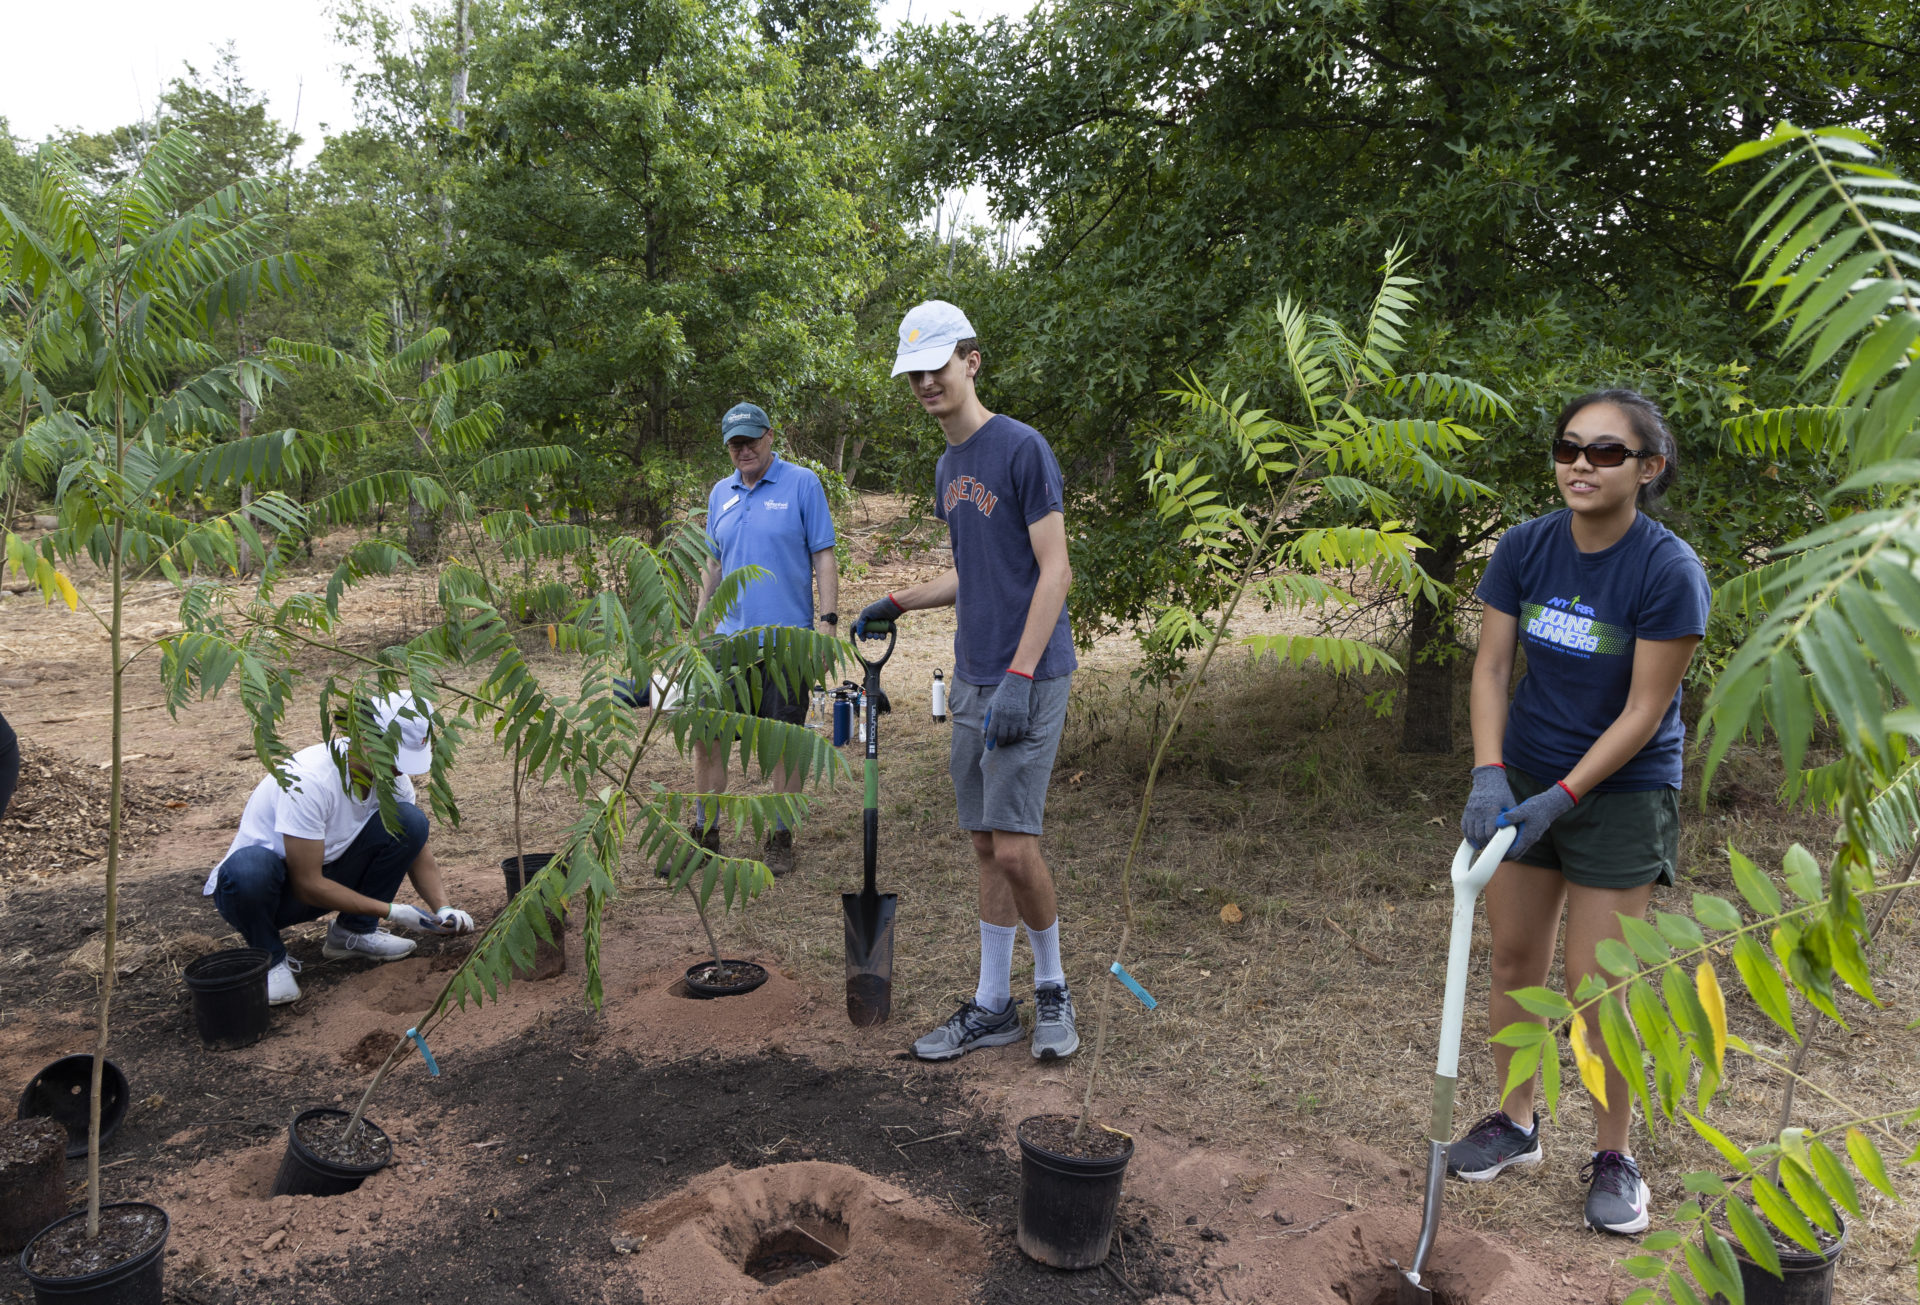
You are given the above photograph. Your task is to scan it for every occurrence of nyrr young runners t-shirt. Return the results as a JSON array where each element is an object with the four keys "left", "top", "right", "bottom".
[
  {"left": 1478, "top": 509, "right": 1711, "bottom": 791},
  {"left": 934, "top": 414, "right": 1078, "bottom": 686}
]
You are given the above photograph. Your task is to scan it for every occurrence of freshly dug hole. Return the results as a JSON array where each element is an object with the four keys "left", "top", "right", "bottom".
[
  {"left": 1347, "top": 1267, "right": 1471, "bottom": 1305},
  {"left": 613, "top": 1160, "right": 980, "bottom": 1304},
  {"left": 744, "top": 1221, "right": 846, "bottom": 1285}
]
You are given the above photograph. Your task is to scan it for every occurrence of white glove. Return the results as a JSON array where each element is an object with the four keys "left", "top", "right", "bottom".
[
  {"left": 436, "top": 906, "right": 475, "bottom": 934},
  {"left": 387, "top": 903, "right": 447, "bottom": 933}
]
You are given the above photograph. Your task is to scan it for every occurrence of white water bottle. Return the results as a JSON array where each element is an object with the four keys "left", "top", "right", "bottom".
[{"left": 931, "top": 669, "right": 948, "bottom": 722}]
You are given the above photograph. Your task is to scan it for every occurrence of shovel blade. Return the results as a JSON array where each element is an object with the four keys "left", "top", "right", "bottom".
[
  {"left": 1395, "top": 1273, "right": 1433, "bottom": 1305},
  {"left": 842, "top": 890, "right": 897, "bottom": 1026}
]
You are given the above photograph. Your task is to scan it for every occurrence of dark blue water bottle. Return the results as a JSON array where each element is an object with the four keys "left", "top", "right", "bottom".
[{"left": 832, "top": 689, "right": 852, "bottom": 746}]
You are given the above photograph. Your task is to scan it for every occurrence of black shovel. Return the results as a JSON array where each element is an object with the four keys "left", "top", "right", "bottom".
[{"left": 843, "top": 621, "right": 898, "bottom": 1026}]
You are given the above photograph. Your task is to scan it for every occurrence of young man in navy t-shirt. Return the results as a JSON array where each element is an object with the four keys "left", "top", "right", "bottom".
[{"left": 854, "top": 300, "right": 1080, "bottom": 1063}]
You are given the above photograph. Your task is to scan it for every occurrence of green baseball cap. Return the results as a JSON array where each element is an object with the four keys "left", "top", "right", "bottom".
[{"left": 720, "top": 402, "right": 771, "bottom": 446}]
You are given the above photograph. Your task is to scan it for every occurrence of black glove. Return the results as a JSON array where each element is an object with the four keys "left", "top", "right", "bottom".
[{"left": 853, "top": 595, "right": 903, "bottom": 640}]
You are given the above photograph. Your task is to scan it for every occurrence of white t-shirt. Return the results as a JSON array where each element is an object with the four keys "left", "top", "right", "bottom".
[{"left": 204, "top": 742, "right": 417, "bottom": 894}]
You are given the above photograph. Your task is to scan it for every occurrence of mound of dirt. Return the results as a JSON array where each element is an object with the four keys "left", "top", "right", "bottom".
[
  {"left": 610, "top": 1161, "right": 984, "bottom": 1305},
  {"left": 0, "top": 743, "right": 211, "bottom": 880}
]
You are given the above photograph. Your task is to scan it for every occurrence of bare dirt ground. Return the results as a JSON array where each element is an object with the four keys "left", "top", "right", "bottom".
[{"left": 0, "top": 496, "right": 1913, "bottom": 1304}]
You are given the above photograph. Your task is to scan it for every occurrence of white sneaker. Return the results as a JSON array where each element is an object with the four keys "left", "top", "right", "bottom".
[
  {"left": 321, "top": 924, "right": 417, "bottom": 962},
  {"left": 267, "top": 957, "right": 303, "bottom": 1005}
]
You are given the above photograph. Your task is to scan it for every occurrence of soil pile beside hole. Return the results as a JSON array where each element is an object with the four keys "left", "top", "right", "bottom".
[
  {"left": 343, "top": 1030, "right": 398, "bottom": 1073},
  {"left": 613, "top": 1161, "right": 980, "bottom": 1305},
  {"left": 295, "top": 1112, "right": 391, "bottom": 1167},
  {"left": 0, "top": 744, "right": 210, "bottom": 880},
  {"left": 24, "top": 1203, "right": 165, "bottom": 1278}
]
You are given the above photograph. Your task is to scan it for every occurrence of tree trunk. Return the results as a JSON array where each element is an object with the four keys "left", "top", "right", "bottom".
[
  {"left": 843, "top": 437, "right": 867, "bottom": 486},
  {"left": 1400, "top": 536, "right": 1463, "bottom": 754}
]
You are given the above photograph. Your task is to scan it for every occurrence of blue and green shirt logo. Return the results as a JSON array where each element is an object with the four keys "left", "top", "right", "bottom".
[{"left": 1521, "top": 595, "right": 1630, "bottom": 656}]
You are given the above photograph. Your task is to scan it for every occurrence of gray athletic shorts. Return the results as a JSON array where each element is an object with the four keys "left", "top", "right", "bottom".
[{"left": 949, "top": 674, "right": 1071, "bottom": 836}]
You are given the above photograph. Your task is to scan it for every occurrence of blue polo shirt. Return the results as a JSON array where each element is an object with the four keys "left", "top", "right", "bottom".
[{"left": 705, "top": 454, "right": 836, "bottom": 634}]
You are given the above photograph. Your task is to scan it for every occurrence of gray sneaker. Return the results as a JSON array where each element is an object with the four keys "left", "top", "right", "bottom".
[
  {"left": 1582, "top": 1150, "right": 1651, "bottom": 1235},
  {"left": 912, "top": 998, "right": 1023, "bottom": 1062},
  {"left": 1031, "top": 983, "right": 1079, "bottom": 1060},
  {"left": 1447, "top": 1110, "right": 1542, "bottom": 1181}
]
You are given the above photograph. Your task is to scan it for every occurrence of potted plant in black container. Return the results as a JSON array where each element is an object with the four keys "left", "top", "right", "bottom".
[
  {"left": 1024, "top": 258, "right": 1484, "bottom": 1270},
  {"left": 4, "top": 130, "right": 315, "bottom": 1305}
]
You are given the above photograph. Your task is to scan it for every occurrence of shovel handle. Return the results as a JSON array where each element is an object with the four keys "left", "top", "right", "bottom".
[
  {"left": 1434, "top": 829, "right": 1516, "bottom": 1105},
  {"left": 853, "top": 622, "right": 897, "bottom": 673}
]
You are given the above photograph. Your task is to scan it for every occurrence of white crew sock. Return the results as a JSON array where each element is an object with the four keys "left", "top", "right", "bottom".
[
  {"left": 1027, "top": 919, "right": 1065, "bottom": 990},
  {"left": 975, "top": 921, "right": 1017, "bottom": 1012}
]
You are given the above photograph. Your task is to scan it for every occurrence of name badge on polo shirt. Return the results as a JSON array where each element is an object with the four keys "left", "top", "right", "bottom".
[{"left": 719, "top": 494, "right": 740, "bottom": 513}]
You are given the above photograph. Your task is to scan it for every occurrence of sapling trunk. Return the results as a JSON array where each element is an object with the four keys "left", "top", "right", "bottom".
[
  {"left": 512, "top": 734, "right": 525, "bottom": 885},
  {"left": 87, "top": 513, "right": 127, "bottom": 1238},
  {"left": 688, "top": 880, "right": 723, "bottom": 970},
  {"left": 1074, "top": 514, "right": 1280, "bottom": 1142}
]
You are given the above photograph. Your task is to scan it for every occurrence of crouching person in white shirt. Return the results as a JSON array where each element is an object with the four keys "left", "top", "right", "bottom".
[{"left": 203, "top": 692, "right": 475, "bottom": 1005}]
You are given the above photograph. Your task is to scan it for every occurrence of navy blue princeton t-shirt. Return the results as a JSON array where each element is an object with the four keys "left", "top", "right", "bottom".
[
  {"left": 1478, "top": 509, "right": 1710, "bottom": 791},
  {"left": 935, "top": 415, "right": 1078, "bottom": 685}
]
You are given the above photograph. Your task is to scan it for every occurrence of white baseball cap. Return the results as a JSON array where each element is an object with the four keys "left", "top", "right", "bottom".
[
  {"left": 369, "top": 691, "right": 435, "bottom": 774},
  {"left": 891, "top": 300, "right": 976, "bottom": 377}
]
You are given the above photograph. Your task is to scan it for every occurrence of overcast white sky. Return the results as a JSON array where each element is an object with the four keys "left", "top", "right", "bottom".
[{"left": 4, "top": 0, "right": 1035, "bottom": 162}]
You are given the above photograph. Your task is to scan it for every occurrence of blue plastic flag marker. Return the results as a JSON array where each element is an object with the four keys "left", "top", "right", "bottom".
[
  {"left": 406, "top": 1026, "right": 441, "bottom": 1077},
  {"left": 1110, "top": 962, "right": 1158, "bottom": 1010}
]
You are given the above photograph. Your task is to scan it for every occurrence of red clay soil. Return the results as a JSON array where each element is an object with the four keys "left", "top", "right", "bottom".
[{"left": 0, "top": 852, "right": 1595, "bottom": 1305}]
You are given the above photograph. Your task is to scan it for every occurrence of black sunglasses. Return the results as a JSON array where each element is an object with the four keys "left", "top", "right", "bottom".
[{"left": 1551, "top": 438, "right": 1657, "bottom": 468}]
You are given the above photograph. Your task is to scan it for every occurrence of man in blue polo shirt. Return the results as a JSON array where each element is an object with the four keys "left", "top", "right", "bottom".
[{"left": 692, "top": 402, "right": 838, "bottom": 876}]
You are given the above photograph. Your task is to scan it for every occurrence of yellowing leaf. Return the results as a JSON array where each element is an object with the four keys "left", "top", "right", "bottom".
[
  {"left": 1696, "top": 960, "right": 1728, "bottom": 1073},
  {"left": 52, "top": 569, "right": 79, "bottom": 611},
  {"left": 546, "top": 623, "right": 558, "bottom": 649},
  {"left": 1570, "top": 1011, "right": 1609, "bottom": 1112}
]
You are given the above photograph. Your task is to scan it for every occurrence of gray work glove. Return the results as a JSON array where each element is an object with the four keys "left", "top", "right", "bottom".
[
  {"left": 1499, "top": 783, "right": 1577, "bottom": 859},
  {"left": 1461, "top": 765, "right": 1515, "bottom": 849},
  {"left": 984, "top": 671, "right": 1034, "bottom": 749}
]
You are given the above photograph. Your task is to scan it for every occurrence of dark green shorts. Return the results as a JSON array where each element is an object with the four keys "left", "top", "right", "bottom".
[{"left": 1507, "top": 765, "right": 1678, "bottom": 889}]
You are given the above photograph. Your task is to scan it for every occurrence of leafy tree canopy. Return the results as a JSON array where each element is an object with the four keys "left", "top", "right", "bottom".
[{"left": 438, "top": 0, "right": 902, "bottom": 528}]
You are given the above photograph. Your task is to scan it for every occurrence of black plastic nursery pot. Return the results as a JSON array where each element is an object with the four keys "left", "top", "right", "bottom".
[
  {"left": 181, "top": 948, "right": 271, "bottom": 1050},
  {"left": 269, "top": 1108, "right": 392, "bottom": 1198},
  {"left": 0, "top": 1117, "right": 69, "bottom": 1255},
  {"left": 1712, "top": 1217, "right": 1847, "bottom": 1305},
  {"left": 16, "top": 1056, "right": 128, "bottom": 1159},
  {"left": 684, "top": 959, "right": 769, "bottom": 998},
  {"left": 19, "top": 1201, "right": 168, "bottom": 1305},
  {"left": 501, "top": 854, "right": 567, "bottom": 981},
  {"left": 1015, "top": 1114, "right": 1135, "bottom": 1270}
]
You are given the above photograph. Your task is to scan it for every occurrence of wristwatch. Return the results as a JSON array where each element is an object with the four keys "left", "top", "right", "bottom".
[{"left": 820, "top": 612, "right": 838, "bottom": 625}]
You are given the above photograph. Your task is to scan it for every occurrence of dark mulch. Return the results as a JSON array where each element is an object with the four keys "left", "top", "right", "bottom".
[
  {"left": 1019, "top": 1113, "right": 1134, "bottom": 1161},
  {"left": 21, "top": 1204, "right": 165, "bottom": 1280},
  {"left": 295, "top": 1113, "right": 390, "bottom": 1169},
  {"left": 0, "top": 869, "right": 1198, "bottom": 1305},
  {"left": 0, "top": 743, "right": 213, "bottom": 880}
]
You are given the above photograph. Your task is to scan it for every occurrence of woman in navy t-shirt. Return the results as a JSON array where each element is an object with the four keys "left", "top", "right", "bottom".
[{"left": 1448, "top": 390, "right": 1711, "bottom": 1237}]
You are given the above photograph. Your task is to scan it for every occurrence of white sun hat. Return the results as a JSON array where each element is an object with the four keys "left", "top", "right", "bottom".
[
  {"left": 369, "top": 691, "right": 435, "bottom": 774},
  {"left": 891, "top": 300, "right": 976, "bottom": 377}
]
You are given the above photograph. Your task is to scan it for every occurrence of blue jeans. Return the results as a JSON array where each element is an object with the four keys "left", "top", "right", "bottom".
[{"left": 212, "top": 803, "right": 429, "bottom": 964}]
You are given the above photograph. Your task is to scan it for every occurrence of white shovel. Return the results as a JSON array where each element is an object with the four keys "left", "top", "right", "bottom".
[{"left": 1395, "top": 826, "right": 1517, "bottom": 1305}]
